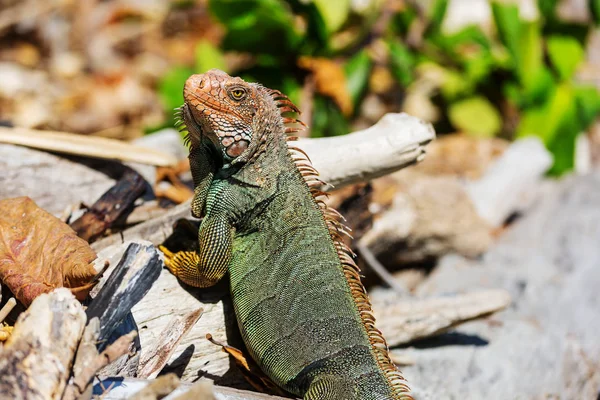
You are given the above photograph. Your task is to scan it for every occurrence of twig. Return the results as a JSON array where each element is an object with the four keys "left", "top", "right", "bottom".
[
  {"left": 0, "top": 126, "right": 177, "bottom": 166},
  {"left": 356, "top": 241, "right": 409, "bottom": 295},
  {"left": 0, "top": 298, "right": 16, "bottom": 323},
  {"left": 63, "top": 330, "right": 138, "bottom": 400},
  {"left": 70, "top": 167, "right": 148, "bottom": 243}
]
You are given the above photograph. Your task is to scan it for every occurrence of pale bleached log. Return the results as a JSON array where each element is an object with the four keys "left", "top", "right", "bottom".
[
  {"left": 0, "top": 289, "right": 86, "bottom": 400},
  {"left": 0, "top": 143, "right": 115, "bottom": 216},
  {"left": 295, "top": 113, "right": 435, "bottom": 190},
  {"left": 464, "top": 137, "right": 552, "bottom": 227},
  {"left": 400, "top": 171, "right": 600, "bottom": 399},
  {"left": 371, "top": 289, "right": 511, "bottom": 347}
]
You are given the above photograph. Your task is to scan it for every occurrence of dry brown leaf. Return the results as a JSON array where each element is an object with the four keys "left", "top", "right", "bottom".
[
  {"left": 298, "top": 56, "right": 352, "bottom": 116},
  {"left": 0, "top": 197, "right": 98, "bottom": 307}
]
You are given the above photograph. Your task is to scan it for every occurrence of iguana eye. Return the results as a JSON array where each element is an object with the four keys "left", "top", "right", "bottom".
[{"left": 230, "top": 88, "right": 246, "bottom": 101}]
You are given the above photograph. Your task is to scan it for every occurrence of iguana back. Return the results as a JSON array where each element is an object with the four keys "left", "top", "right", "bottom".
[{"left": 164, "top": 69, "right": 413, "bottom": 400}]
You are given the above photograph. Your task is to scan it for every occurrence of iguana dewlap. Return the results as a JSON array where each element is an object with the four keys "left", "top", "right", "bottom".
[{"left": 162, "top": 69, "right": 413, "bottom": 400}]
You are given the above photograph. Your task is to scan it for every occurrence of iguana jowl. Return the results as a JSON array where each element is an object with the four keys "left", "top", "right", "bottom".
[{"left": 162, "top": 69, "right": 413, "bottom": 400}]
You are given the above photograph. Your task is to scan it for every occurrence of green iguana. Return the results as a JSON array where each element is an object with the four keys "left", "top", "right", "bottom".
[{"left": 161, "top": 69, "right": 413, "bottom": 400}]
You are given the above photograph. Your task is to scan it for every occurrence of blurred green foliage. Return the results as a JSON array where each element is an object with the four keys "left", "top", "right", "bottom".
[{"left": 158, "top": 0, "right": 600, "bottom": 175}]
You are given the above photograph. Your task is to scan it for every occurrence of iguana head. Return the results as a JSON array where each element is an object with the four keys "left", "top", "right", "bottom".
[{"left": 181, "top": 69, "right": 303, "bottom": 164}]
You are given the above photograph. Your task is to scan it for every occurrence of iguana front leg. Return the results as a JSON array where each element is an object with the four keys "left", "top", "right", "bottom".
[
  {"left": 189, "top": 143, "right": 216, "bottom": 218},
  {"left": 161, "top": 132, "right": 230, "bottom": 287},
  {"left": 162, "top": 211, "right": 233, "bottom": 287}
]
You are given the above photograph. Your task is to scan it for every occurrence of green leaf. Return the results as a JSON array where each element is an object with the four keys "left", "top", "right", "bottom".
[
  {"left": 521, "top": 66, "right": 555, "bottom": 106},
  {"left": 209, "top": 0, "right": 300, "bottom": 55},
  {"left": 440, "top": 68, "right": 475, "bottom": 100},
  {"left": 448, "top": 96, "right": 502, "bottom": 137},
  {"left": 427, "top": 0, "right": 448, "bottom": 34},
  {"left": 281, "top": 75, "right": 302, "bottom": 107},
  {"left": 313, "top": 0, "right": 350, "bottom": 33},
  {"left": 391, "top": 6, "right": 417, "bottom": 36},
  {"left": 547, "top": 35, "right": 584, "bottom": 80},
  {"left": 574, "top": 85, "right": 600, "bottom": 128},
  {"left": 388, "top": 40, "right": 414, "bottom": 87},
  {"left": 344, "top": 49, "right": 372, "bottom": 108},
  {"left": 310, "top": 95, "right": 349, "bottom": 137},
  {"left": 546, "top": 120, "right": 578, "bottom": 175},
  {"left": 591, "top": 0, "right": 600, "bottom": 24},
  {"left": 518, "top": 22, "right": 543, "bottom": 87},
  {"left": 464, "top": 51, "right": 494, "bottom": 84},
  {"left": 158, "top": 66, "right": 193, "bottom": 112},
  {"left": 517, "top": 83, "right": 574, "bottom": 143},
  {"left": 537, "top": 0, "right": 558, "bottom": 20},
  {"left": 194, "top": 41, "right": 227, "bottom": 73},
  {"left": 517, "top": 83, "right": 582, "bottom": 175},
  {"left": 491, "top": 1, "right": 522, "bottom": 67}
]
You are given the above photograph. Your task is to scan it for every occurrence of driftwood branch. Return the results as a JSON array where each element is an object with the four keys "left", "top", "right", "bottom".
[
  {"left": 373, "top": 289, "right": 511, "bottom": 346},
  {"left": 464, "top": 137, "right": 552, "bottom": 227},
  {"left": 295, "top": 113, "right": 434, "bottom": 190}
]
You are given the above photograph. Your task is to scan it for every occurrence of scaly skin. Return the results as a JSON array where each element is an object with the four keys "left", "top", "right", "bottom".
[{"left": 163, "top": 69, "right": 413, "bottom": 400}]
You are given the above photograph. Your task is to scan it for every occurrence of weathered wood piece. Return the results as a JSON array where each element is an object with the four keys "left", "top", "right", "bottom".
[
  {"left": 137, "top": 308, "right": 204, "bottom": 379},
  {"left": 0, "top": 143, "right": 115, "bottom": 216},
  {"left": 362, "top": 175, "right": 493, "bottom": 265},
  {"left": 128, "top": 374, "right": 181, "bottom": 400},
  {"left": 63, "top": 325, "right": 137, "bottom": 400},
  {"left": 171, "top": 380, "right": 215, "bottom": 400},
  {"left": 0, "top": 289, "right": 86, "bottom": 400},
  {"left": 63, "top": 317, "right": 101, "bottom": 400},
  {"left": 0, "top": 297, "right": 16, "bottom": 323},
  {"left": 92, "top": 201, "right": 191, "bottom": 251},
  {"left": 70, "top": 167, "right": 148, "bottom": 242},
  {"left": 87, "top": 242, "right": 161, "bottom": 347},
  {"left": 402, "top": 171, "right": 600, "bottom": 399}
]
